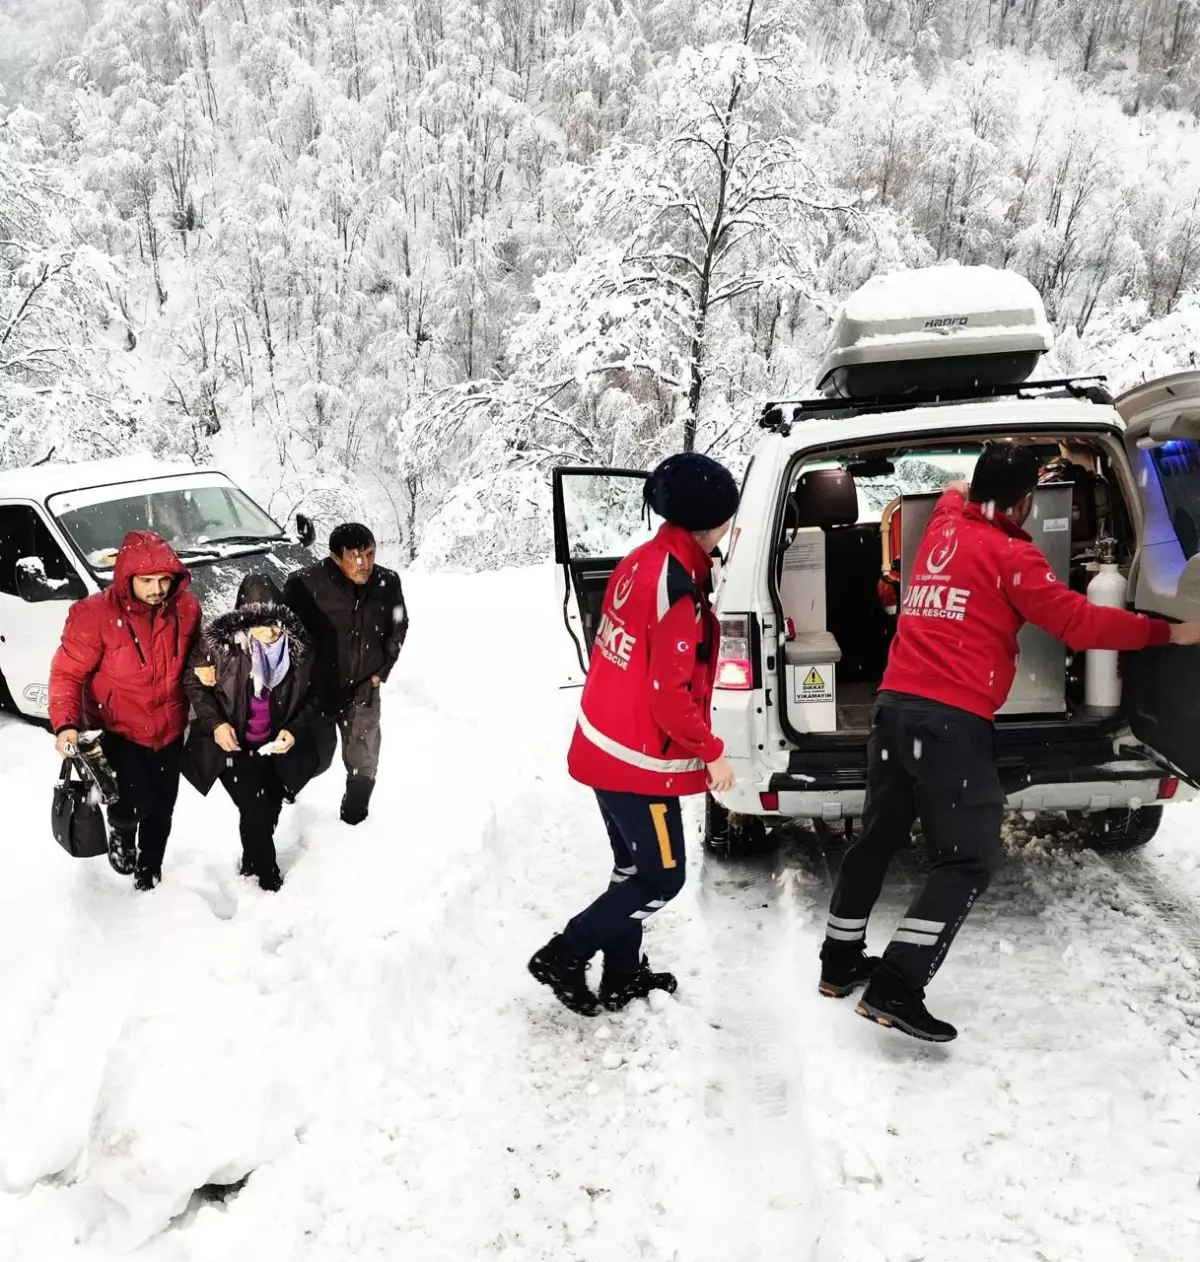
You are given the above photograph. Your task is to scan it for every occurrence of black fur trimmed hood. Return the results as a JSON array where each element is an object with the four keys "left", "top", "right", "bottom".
[{"left": 205, "top": 602, "right": 311, "bottom": 658}]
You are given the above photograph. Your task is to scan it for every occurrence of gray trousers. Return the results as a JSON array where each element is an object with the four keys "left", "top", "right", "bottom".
[{"left": 337, "top": 687, "right": 382, "bottom": 781}]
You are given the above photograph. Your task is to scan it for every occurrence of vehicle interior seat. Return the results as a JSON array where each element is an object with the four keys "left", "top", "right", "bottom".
[{"left": 789, "top": 468, "right": 890, "bottom": 682}]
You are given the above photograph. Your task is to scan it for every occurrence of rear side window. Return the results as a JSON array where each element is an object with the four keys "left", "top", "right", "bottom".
[{"left": 1150, "top": 440, "right": 1200, "bottom": 560}]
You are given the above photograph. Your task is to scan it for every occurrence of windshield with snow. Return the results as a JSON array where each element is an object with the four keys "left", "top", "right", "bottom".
[{"left": 50, "top": 485, "right": 284, "bottom": 571}]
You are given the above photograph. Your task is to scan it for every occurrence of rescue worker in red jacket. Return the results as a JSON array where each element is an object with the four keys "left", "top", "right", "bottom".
[
  {"left": 529, "top": 452, "right": 739, "bottom": 1016},
  {"left": 50, "top": 531, "right": 202, "bottom": 890},
  {"left": 820, "top": 446, "right": 1200, "bottom": 1042}
]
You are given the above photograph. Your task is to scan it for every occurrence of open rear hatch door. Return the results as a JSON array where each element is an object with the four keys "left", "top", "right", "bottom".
[
  {"left": 1116, "top": 371, "right": 1200, "bottom": 782},
  {"left": 551, "top": 467, "right": 654, "bottom": 680}
]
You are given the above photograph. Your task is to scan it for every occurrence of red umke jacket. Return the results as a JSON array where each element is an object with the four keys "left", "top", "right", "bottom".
[
  {"left": 568, "top": 523, "right": 724, "bottom": 797},
  {"left": 49, "top": 531, "right": 202, "bottom": 750},
  {"left": 883, "top": 489, "right": 1172, "bottom": 720}
]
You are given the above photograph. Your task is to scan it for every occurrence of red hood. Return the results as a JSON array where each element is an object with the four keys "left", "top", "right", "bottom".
[{"left": 112, "top": 530, "right": 192, "bottom": 607}]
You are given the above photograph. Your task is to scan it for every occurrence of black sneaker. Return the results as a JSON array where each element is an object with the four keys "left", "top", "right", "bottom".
[
  {"left": 108, "top": 826, "right": 137, "bottom": 876},
  {"left": 527, "top": 934, "right": 599, "bottom": 1016},
  {"left": 818, "top": 942, "right": 880, "bottom": 998},
  {"left": 257, "top": 864, "right": 284, "bottom": 893},
  {"left": 599, "top": 955, "right": 678, "bottom": 1011},
  {"left": 855, "top": 966, "right": 957, "bottom": 1043},
  {"left": 133, "top": 865, "right": 161, "bottom": 892},
  {"left": 340, "top": 777, "right": 375, "bottom": 826}
]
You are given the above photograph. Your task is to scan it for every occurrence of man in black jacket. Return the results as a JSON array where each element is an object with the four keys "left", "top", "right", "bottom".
[{"left": 283, "top": 523, "right": 409, "bottom": 824}]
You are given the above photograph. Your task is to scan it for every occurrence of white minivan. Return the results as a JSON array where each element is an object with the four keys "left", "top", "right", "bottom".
[
  {"left": 0, "top": 455, "right": 317, "bottom": 721},
  {"left": 553, "top": 267, "right": 1200, "bottom": 853}
]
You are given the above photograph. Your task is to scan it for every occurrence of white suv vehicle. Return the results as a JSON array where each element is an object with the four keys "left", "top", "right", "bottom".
[
  {"left": 0, "top": 455, "right": 317, "bottom": 722},
  {"left": 553, "top": 267, "right": 1200, "bottom": 853}
]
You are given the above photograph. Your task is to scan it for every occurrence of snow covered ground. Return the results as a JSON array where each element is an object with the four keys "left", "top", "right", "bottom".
[{"left": 2, "top": 566, "right": 1200, "bottom": 1262}]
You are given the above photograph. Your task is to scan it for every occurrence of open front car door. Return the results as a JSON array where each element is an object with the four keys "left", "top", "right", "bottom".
[
  {"left": 1116, "top": 371, "right": 1200, "bottom": 782},
  {"left": 551, "top": 467, "right": 654, "bottom": 680}
]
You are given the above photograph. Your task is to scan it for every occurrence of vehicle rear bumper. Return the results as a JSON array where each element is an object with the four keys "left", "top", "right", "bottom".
[{"left": 716, "top": 761, "right": 1193, "bottom": 821}]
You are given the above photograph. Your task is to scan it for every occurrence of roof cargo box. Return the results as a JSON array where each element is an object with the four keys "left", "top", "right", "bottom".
[{"left": 816, "top": 265, "right": 1053, "bottom": 400}]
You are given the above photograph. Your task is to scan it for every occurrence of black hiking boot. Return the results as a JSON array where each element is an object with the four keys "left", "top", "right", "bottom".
[
  {"left": 528, "top": 934, "right": 600, "bottom": 1016},
  {"left": 256, "top": 863, "right": 284, "bottom": 893},
  {"left": 818, "top": 942, "right": 881, "bottom": 998},
  {"left": 340, "top": 777, "right": 375, "bottom": 826},
  {"left": 855, "top": 965, "right": 957, "bottom": 1043},
  {"left": 133, "top": 863, "right": 161, "bottom": 892},
  {"left": 108, "top": 825, "right": 137, "bottom": 877},
  {"left": 599, "top": 955, "right": 678, "bottom": 1011}
]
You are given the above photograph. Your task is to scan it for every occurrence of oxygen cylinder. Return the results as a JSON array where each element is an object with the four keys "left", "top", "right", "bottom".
[{"left": 1084, "top": 540, "right": 1126, "bottom": 716}]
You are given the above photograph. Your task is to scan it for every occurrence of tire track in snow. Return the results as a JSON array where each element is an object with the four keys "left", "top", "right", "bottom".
[
  {"left": 1010, "top": 826, "right": 1200, "bottom": 1056},
  {"left": 683, "top": 847, "right": 820, "bottom": 1260},
  {"left": 1100, "top": 849, "right": 1200, "bottom": 964},
  {"left": 715, "top": 824, "right": 1200, "bottom": 1262}
]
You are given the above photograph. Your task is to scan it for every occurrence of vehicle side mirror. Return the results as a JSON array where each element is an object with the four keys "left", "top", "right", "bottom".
[
  {"left": 296, "top": 513, "right": 316, "bottom": 548},
  {"left": 15, "top": 557, "right": 71, "bottom": 603}
]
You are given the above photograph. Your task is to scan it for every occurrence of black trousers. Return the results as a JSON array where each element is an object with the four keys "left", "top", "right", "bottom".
[
  {"left": 105, "top": 733, "right": 183, "bottom": 873},
  {"left": 220, "top": 752, "right": 286, "bottom": 874},
  {"left": 564, "top": 790, "right": 688, "bottom": 974},
  {"left": 827, "top": 693, "right": 1006, "bottom": 991}
]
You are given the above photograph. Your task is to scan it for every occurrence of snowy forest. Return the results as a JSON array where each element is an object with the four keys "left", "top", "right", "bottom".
[{"left": 5, "top": 0, "right": 1200, "bottom": 567}]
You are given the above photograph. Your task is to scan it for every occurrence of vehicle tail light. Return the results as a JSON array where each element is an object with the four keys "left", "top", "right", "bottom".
[
  {"left": 1158, "top": 776, "right": 1179, "bottom": 800},
  {"left": 760, "top": 791, "right": 780, "bottom": 812},
  {"left": 716, "top": 615, "right": 752, "bottom": 690}
]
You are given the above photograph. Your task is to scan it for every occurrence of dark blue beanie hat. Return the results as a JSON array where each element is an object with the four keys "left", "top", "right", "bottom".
[{"left": 644, "top": 452, "right": 739, "bottom": 532}]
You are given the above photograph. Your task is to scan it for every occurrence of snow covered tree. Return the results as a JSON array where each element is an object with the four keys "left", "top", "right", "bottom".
[
  {"left": 0, "top": 111, "right": 147, "bottom": 466},
  {"left": 531, "top": 9, "right": 858, "bottom": 451}
]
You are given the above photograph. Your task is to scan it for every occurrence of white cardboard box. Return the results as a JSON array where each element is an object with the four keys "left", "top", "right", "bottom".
[{"left": 780, "top": 527, "right": 826, "bottom": 633}]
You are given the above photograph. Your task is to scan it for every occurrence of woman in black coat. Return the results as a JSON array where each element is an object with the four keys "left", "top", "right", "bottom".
[{"left": 183, "top": 574, "right": 333, "bottom": 890}]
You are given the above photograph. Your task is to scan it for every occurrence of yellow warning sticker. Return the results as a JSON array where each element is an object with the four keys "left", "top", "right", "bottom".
[{"left": 796, "top": 663, "right": 835, "bottom": 704}]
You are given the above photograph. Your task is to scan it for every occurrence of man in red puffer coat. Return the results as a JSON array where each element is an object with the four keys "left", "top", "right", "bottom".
[
  {"left": 528, "top": 452, "right": 740, "bottom": 1016},
  {"left": 50, "top": 531, "right": 201, "bottom": 890}
]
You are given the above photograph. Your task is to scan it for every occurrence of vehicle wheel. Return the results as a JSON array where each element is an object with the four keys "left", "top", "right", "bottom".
[
  {"left": 703, "top": 795, "right": 772, "bottom": 857},
  {"left": 1078, "top": 805, "right": 1163, "bottom": 853},
  {"left": 703, "top": 793, "right": 731, "bottom": 856},
  {"left": 730, "top": 812, "right": 771, "bottom": 851}
]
